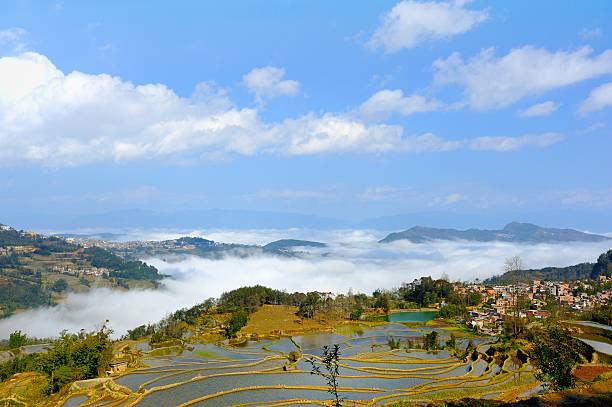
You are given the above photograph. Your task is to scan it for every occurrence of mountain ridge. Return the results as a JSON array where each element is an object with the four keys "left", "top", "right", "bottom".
[{"left": 380, "top": 222, "right": 610, "bottom": 244}]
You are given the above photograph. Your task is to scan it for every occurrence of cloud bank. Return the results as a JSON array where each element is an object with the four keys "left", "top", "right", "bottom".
[
  {"left": 0, "top": 51, "right": 566, "bottom": 166},
  {"left": 0, "top": 229, "right": 608, "bottom": 338}
]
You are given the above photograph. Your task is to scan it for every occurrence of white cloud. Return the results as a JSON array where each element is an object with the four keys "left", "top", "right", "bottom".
[
  {"left": 0, "top": 236, "right": 608, "bottom": 338},
  {"left": 467, "top": 132, "right": 563, "bottom": 151},
  {"left": 360, "top": 89, "right": 442, "bottom": 120},
  {"left": 434, "top": 46, "right": 612, "bottom": 109},
  {"left": 0, "top": 51, "right": 565, "bottom": 166},
  {"left": 577, "top": 122, "right": 607, "bottom": 135},
  {"left": 272, "top": 113, "right": 406, "bottom": 155},
  {"left": 578, "top": 82, "right": 612, "bottom": 115},
  {"left": 579, "top": 27, "right": 602, "bottom": 41},
  {"left": 0, "top": 28, "right": 28, "bottom": 53},
  {"left": 367, "top": 0, "right": 488, "bottom": 53},
  {"left": 518, "top": 101, "right": 559, "bottom": 117},
  {"left": 243, "top": 66, "right": 300, "bottom": 103}
]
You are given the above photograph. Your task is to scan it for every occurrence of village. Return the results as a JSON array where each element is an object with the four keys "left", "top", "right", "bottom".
[
  {"left": 459, "top": 276, "right": 612, "bottom": 335},
  {"left": 50, "top": 265, "right": 110, "bottom": 277}
]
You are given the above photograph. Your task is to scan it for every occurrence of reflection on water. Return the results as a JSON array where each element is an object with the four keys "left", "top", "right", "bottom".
[
  {"left": 388, "top": 311, "right": 437, "bottom": 323},
  {"left": 107, "top": 324, "right": 532, "bottom": 406}
]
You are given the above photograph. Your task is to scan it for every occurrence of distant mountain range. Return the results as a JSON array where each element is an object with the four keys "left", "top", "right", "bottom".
[
  {"left": 379, "top": 222, "right": 610, "bottom": 244},
  {"left": 4, "top": 208, "right": 612, "bottom": 233},
  {"left": 108, "top": 237, "right": 327, "bottom": 261}
]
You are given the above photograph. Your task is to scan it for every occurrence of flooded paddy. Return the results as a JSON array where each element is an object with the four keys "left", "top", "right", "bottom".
[{"left": 66, "top": 323, "right": 535, "bottom": 406}]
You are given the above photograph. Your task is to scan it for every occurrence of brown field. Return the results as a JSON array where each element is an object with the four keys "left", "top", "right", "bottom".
[
  {"left": 574, "top": 364, "right": 612, "bottom": 382},
  {"left": 239, "top": 304, "right": 343, "bottom": 336}
]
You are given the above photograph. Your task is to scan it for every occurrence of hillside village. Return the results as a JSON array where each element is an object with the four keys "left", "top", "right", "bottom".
[
  {"left": 457, "top": 277, "right": 612, "bottom": 335},
  {"left": 0, "top": 224, "right": 163, "bottom": 316}
]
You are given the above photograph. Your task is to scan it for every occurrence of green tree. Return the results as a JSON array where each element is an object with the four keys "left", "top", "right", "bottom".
[
  {"left": 9, "top": 330, "right": 27, "bottom": 349},
  {"left": 349, "top": 304, "right": 363, "bottom": 321},
  {"left": 529, "top": 326, "right": 589, "bottom": 390},
  {"left": 78, "top": 277, "right": 90, "bottom": 287},
  {"left": 438, "top": 304, "right": 467, "bottom": 318},
  {"left": 387, "top": 336, "right": 401, "bottom": 350},
  {"left": 372, "top": 292, "right": 391, "bottom": 313},
  {"left": 0, "top": 326, "right": 113, "bottom": 393},
  {"left": 224, "top": 310, "right": 248, "bottom": 339},
  {"left": 467, "top": 291, "right": 483, "bottom": 306},
  {"left": 297, "top": 292, "right": 322, "bottom": 318},
  {"left": 424, "top": 331, "right": 439, "bottom": 351},
  {"left": 307, "top": 345, "right": 343, "bottom": 407},
  {"left": 445, "top": 333, "right": 456, "bottom": 350},
  {"left": 50, "top": 278, "right": 68, "bottom": 293}
]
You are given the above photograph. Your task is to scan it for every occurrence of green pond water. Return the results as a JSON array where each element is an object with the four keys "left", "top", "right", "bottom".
[{"left": 387, "top": 311, "right": 437, "bottom": 322}]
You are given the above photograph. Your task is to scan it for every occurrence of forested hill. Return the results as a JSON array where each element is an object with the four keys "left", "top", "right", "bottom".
[
  {"left": 0, "top": 224, "right": 163, "bottom": 317},
  {"left": 104, "top": 236, "right": 327, "bottom": 261},
  {"left": 486, "top": 250, "right": 612, "bottom": 284},
  {"left": 380, "top": 222, "right": 610, "bottom": 244},
  {"left": 263, "top": 239, "right": 326, "bottom": 252}
]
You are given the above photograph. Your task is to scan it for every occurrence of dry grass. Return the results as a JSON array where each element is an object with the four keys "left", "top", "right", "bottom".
[{"left": 240, "top": 305, "right": 342, "bottom": 336}]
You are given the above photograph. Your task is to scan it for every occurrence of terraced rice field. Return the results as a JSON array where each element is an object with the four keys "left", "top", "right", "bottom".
[{"left": 63, "top": 324, "right": 541, "bottom": 406}]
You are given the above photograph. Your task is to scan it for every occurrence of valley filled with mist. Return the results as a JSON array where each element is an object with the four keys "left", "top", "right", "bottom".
[{"left": 2, "top": 227, "right": 609, "bottom": 338}]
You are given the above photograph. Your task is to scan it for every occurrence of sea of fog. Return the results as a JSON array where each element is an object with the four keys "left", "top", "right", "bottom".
[{"left": 1, "top": 229, "right": 610, "bottom": 338}]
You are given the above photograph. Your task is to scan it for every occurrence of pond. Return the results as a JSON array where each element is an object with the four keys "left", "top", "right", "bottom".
[{"left": 387, "top": 311, "right": 437, "bottom": 323}]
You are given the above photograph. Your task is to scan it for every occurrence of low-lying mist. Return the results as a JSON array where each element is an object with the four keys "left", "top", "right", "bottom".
[{"left": 1, "top": 229, "right": 609, "bottom": 338}]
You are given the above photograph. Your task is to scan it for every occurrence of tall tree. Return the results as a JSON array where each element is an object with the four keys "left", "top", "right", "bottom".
[
  {"left": 504, "top": 256, "right": 525, "bottom": 337},
  {"left": 529, "top": 326, "right": 589, "bottom": 390}
]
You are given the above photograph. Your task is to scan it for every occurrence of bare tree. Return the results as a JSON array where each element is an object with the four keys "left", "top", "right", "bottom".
[
  {"left": 504, "top": 256, "right": 523, "bottom": 275},
  {"left": 504, "top": 256, "right": 525, "bottom": 337}
]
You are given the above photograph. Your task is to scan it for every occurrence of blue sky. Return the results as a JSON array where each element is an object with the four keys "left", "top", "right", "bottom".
[{"left": 0, "top": 0, "right": 611, "bottom": 230}]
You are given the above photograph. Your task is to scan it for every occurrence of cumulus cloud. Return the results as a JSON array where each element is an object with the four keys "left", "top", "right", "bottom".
[
  {"left": 367, "top": 0, "right": 488, "bottom": 53},
  {"left": 518, "top": 101, "right": 559, "bottom": 117},
  {"left": 0, "top": 232, "right": 609, "bottom": 338},
  {"left": 360, "top": 89, "right": 442, "bottom": 120},
  {"left": 0, "top": 51, "right": 565, "bottom": 166},
  {"left": 578, "top": 82, "right": 612, "bottom": 115},
  {"left": 243, "top": 66, "right": 300, "bottom": 104},
  {"left": 0, "top": 52, "right": 399, "bottom": 164},
  {"left": 434, "top": 46, "right": 612, "bottom": 109}
]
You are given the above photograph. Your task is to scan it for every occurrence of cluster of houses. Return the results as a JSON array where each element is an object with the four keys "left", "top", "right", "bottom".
[
  {"left": 458, "top": 276, "right": 611, "bottom": 335},
  {"left": 51, "top": 265, "right": 110, "bottom": 277},
  {"left": 0, "top": 245, "right": 37, "bottom": 256}
]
